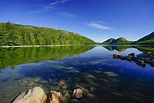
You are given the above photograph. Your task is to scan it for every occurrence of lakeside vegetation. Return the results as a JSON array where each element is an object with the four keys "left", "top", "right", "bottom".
[{"left": 0, "top": 22, "right": 95, "bottom": 46}]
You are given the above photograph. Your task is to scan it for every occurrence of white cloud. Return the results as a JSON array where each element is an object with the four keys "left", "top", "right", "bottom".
[
  {"left": 86, "top": 21, "right": 112, "bottom": 30},
  {"left": 30, "top": 0, "right": 72, "bottom": 13},
  {"left": 44, "top": 0, "right": 72, "bottom": 10}
]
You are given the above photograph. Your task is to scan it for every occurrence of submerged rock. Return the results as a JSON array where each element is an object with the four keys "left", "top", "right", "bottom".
[
  {"left": 34, "top": 77, "right": 40, "bottom": 82},
  {"left": 62, "top": 92, "right": 70, "bottom": 101},
  {"left": 73, "top": 88, "right": 83, "bottom": 99},
  {"left": 89, "top": 86, "right": 96, "bottom": 92},
  {"left": 57, "top": 80, "right": 65, "bottom": 87},
  {"left": 61, "top": 85, "right": 68, "bottom": 90},
  {"left": 104, "top": 72, "right": 118, "bottom": 77},
  {"left": 11, "top": 86, "right": 47, "bottom": 103}
]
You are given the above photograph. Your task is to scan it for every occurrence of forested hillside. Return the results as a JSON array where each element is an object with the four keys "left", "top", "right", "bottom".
[
  {"left": 102, "top": 38, "right": 115, "bottom": 44},
  {"left": 0, "top": 22, "right": 95, "bottom": 46},
  {"left": 134, "top": 31, "right": 154, "bottom": 45}
]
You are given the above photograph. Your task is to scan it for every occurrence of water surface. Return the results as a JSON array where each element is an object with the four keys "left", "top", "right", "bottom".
[{"left": 0, "top": 45, "right": 154, "bottom": 103}]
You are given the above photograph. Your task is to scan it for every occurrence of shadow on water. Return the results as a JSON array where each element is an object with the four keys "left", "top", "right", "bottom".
[{"left": 0, "top": 46, "right": 94, "bottom": 71}]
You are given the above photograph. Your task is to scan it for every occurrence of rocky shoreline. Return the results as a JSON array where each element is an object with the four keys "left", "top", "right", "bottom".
[
  {"left": 113, "top": 52, "right": 154, "bottom": 67},
  {"left": 11, "top": 86, "right": 84, "bottom": 103}
]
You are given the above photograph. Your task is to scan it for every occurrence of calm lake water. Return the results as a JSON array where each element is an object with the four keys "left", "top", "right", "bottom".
[{"left": 0, "top": 45, "right": 154, "bottom": 103}]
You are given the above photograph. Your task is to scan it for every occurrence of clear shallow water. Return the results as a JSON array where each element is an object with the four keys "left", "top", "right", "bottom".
[{"left": 0, "top": 46, "right": 154, "bottom": 103}]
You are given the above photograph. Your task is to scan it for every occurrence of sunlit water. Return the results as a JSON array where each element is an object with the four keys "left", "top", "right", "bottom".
[{"left": 0, "top": 46, "right": 154, "bottom": 103}]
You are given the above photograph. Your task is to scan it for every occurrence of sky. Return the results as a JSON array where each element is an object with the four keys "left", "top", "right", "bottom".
[{"left": 0, "top": 0, "right": 154, "bottom": 42}]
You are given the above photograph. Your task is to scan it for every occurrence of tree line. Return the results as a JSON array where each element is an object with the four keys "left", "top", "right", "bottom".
[{"left": 0, "top": 22, "right": 95, "bottom": 46}]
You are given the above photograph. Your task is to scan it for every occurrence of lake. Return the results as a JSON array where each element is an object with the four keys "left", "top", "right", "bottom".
[{"left": 0, "top": 45, "right": 154, "bottom": 103}]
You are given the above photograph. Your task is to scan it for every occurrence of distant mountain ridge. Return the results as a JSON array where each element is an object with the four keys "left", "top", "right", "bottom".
[
  {"left": 102, "top": 38, "right": 115, "bottom": 44},
  {"left": 102, "top": 31, "right": 154, "bottom": 45},
  {"left": 102, "top": 37, "right": 133, "bottom": 45}
]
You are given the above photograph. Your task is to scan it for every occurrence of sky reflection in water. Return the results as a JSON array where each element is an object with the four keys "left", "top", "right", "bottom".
[{"left": 0, "top": 46, "right": 154, "bottom": 103}]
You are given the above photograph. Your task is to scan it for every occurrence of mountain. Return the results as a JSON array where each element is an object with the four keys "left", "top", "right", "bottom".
[
  {"left": 0, "top": 22, "right": 95, "bottom": 46},
  {"left": 102, "top": 38, "right": 115, "bottom": 44},
  {"left": 102, "top": 37, "right": 133, "bottom": 45},
  {"left": 134, "top": 31, "right": 154, "bottom": 45}
]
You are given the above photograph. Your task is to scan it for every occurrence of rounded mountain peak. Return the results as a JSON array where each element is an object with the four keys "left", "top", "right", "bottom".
[{"left": 117, "top": 37, "right": 127, "bottom": 41}]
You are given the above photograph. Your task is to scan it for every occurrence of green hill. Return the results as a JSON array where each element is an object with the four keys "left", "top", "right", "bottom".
[
  {"left": 102, "top": 37, "right": 133, "bottom": 45},
  {"left": 134, "top": 31, "right": 154, "bottom": 45},
  {"left": 0, "top": 22, "right": 95, "bottom": 46},
  {"left": 102, "top": 38, "right": 115, "bottom": 44}
]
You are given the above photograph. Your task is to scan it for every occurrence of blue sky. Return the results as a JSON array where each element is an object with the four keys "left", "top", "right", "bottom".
[{"left": 0, "top": 0, "right": 154, "bottom": 42}]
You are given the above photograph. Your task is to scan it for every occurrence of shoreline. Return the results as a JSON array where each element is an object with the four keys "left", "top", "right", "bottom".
[
  {"left": 0, "top": 44, "right": 80, "bottom": 48},
  {"left": 1, "top": 44, "right": 154, "bottom": 48}
]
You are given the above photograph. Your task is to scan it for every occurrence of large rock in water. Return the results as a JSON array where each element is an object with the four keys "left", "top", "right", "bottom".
[
  {"left": 12, "top": 87, "right": 47, "bottom": 103},
  {"left": 46, "top": 91, "right": 62, "bottom": 103}
]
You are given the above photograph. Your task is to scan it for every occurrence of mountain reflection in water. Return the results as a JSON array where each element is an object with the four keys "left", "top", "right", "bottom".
[{"left": 0, "top": 45, "right": 154, "bottom": 103}]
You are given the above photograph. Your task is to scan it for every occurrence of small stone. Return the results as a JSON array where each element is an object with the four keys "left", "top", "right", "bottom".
[
  {"left": 113, "top": 53, "right": 121, "bottom": 59},
  {"left": 48, "top": 78, "right": 53, "bottom": 82},
  {"left": 136, "top": 60, "right": 146, "bottom": 67},
  {"left": 62, "top": 92, "right": 70, "bottom": 101},
  {"left": 28, "top": 82, "right": 34, "bottom": 86},
  {"left": 61, "top": 85, "right": 68, "bottom": 90},
  {"left": 73, "top": 88, "right": 83, "bottom": 98},
  {"left": 57, "top": 80, "right": 65, "bottom": 87},
  {"left": 34, "top": 78, "right": 40, "bottom": 82},
  {"left": 42, "top": 80, "right": 48, "bottom": 84},
  {"left": 137, "top": 60, "right": 146, "bottom": 64}
]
